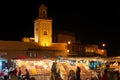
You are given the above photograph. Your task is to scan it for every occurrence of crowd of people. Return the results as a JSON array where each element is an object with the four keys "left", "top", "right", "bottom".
[
  {"left": 1, "top": 61, "right": 120, "bottom": 80},
  {"left": 0, "top": 66, "right": 31, "bottom": 80},
  {"left": 98, "top": 68, "right": 120, "bottom": 80},
  {"left": 90, "top": 64, "right": 120, "bottom": 80},
  {"left": 50, "top": 61, "right": 120, "bottom": 80}
]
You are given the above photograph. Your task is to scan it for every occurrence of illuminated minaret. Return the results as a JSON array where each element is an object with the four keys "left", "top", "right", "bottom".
[
  {"left": 34, "top": 4, "right": 52, "bottom": 47},
  {"left": 39, "top": 4, "right": 47, "bottom": 18}
]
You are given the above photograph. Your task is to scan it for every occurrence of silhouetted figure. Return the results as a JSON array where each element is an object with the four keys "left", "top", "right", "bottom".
[
  {"left": 101, "top": 69, "right": 108, "bottom": 80},
  {"left": 18, "top": 67, "right": 22, "bottom": 80},
  {"left": 76, "top": 66, "right": 81, "bottom": 80},
  {"left": 23, "top": 69, "right": 30, "bottom": 80},
  {"left": 3, "top": 67, "right": 9, "bottom": 80},
  {"left": 13, "top": 68, "right": 17, "bottom": 77},
  {"left": 51, "top": 62, "right": 57, "bottom": 80},
  {"left": 68, "top": 69, "right": 76, "bottom": 80}
]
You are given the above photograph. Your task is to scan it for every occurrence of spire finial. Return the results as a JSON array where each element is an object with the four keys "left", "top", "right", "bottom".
[{"left": 39, "top": 4, "right": 47, "bottom": 18}]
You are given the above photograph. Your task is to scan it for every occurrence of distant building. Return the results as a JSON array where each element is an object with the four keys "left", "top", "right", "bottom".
[
  {"left": 53, "top": 29, "right": 76, "bottom": 43},
  {"left": 0, "top": 4, "right": 68, "bottom": 63},
  {"left": 67, "top": 42, "right": 107, "bottom": 57},
  {"left": 0, "top": 4, "right": 107, "bottom": 64}
]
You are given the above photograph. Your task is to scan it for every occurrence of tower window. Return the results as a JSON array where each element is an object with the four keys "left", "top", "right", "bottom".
[
  {"left": 36, "top": 28, "right": 38, "bottom": 31},
  {"left": 44, "top": 31, "right": 48, "bottom": 35}
]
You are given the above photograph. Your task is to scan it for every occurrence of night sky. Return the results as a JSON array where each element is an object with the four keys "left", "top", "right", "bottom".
[{"left": 0, "top": 1, "right": 119, "bottom": 56}]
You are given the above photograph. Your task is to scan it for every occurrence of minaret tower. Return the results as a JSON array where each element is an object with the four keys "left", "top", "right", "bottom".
[
  {"left": 39, "top": 4, "right": 47, "bottom": 18},
  {"left": 34, "top": 4, "right": 52, "bottom": 47}
]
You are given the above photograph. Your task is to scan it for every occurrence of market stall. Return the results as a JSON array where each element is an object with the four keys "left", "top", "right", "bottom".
[
  {"left": 59, "top": 57, "right": 101, "bottom": 80},
  {"left": 12, "top": 57, "right": 108, "bottom": 80},
  {"left": 106, "top": 56, "right": 120, "bottom": 71},
  {"left": 13, "top": 58, "right": 55, "bottom": 80}
]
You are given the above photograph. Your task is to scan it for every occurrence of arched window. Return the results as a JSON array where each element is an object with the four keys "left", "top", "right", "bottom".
[{"left": 44, "top": 31, "right": 48, "bottom": 35}]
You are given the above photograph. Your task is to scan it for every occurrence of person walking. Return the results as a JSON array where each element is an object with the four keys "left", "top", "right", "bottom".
[
  {"left": 17, "top": 67, "right": 22, "bottom": 80},
  {"left": 101, "top": 69, "right": 108, "bottom": 80},
  {"left": 3, "top": 67, "right": 9, "bottom": 80},
  {"left": 10, "top": 67, "right": 18, "bottom": 80},
  {"left": 51, "top": 62, "right": 57, "bottom": 80},
  {"left": 76, "top": 66, "right": 81, "bottom": 80},
  {"left": 22, "top": 69, "right": 30, "bottom": 80},
  {"left": 68, "top": 69, "right": 76, "bottom": 80}
]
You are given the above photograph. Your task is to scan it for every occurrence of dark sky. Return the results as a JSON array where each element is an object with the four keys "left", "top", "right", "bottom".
[{"left": 0, "top": 0, "right": 119, "bottom": 56}]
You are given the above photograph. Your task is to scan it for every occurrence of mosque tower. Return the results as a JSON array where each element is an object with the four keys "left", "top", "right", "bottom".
[{"left": 34, "top": 4, "right": 52, "bottom": 47}]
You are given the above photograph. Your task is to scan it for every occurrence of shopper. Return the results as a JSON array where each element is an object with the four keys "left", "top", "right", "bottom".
[
  {"left": 17, "top": 67, "right": 22, "bottom": 80},
  {"left": 68, "top": 69, "right": 76, "bottom": 80},
  {"left": 10, "top": 67, "right": 18, "bottom": 80},
  {"left": 13, "top": 67, "right": 17, "bottom": 77},
  {"left": 76, "top": 66, "right": 81, "bottom": 80},
  {"left": 22, "top": 69, "right": 30, "bottom": 80},
  {"left": 0, "top": 69, "right": 5, "bottom": 80},
  {"left": 3, "top": 67, "right": 9, "bottom": 80},
  {"left": 51, "top": 62, "right": 57, "bottom": 80},
  {"left": 101, "top": 69, "right": 108, "bottom": 80}
]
